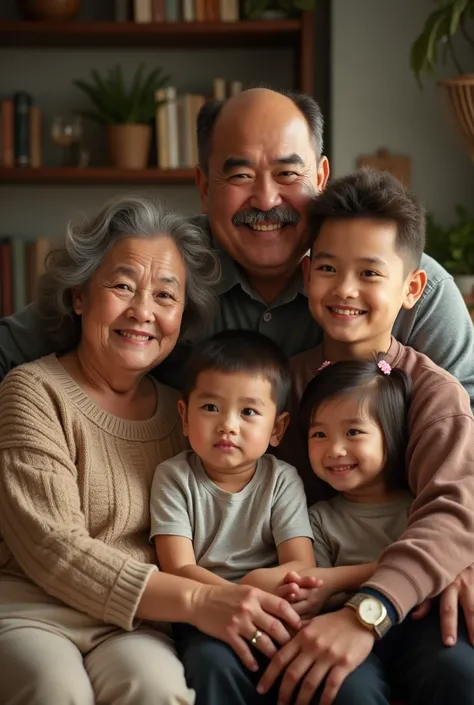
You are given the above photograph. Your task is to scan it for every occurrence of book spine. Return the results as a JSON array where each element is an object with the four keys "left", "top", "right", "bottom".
[
  {"left": 134, "top": 0, "right": 152, "bottom": 22},
  {"left": 151, "top": 0, "right": 166, "bottom": 21},
  {"left": 114, "top": 0, "right": 130, "bottom": 21},
  {"left": 14, "top": 92, "right": 32, "bottom": 167},
  {"left": 0, "top": 240, "right": 13, "bottom": 317},
  {"left": 1, "top": 99, "right": 14, "bottom": 167},
  {"left": 29, "top": 105, "right": 42, "bottom": 168},
  {"left": 12, "top": 238, "right": 27, "bottom": 313},
  {"left": 155, "top": 89, "right": 169, "bottom": 169},
  {"left": 164, "top": 0, "right": 179, "bottom": 21},
  {"left": 166, "top": 86, "right": 179, "bottom": 169}
]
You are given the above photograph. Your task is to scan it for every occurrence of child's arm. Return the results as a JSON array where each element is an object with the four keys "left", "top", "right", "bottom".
[
  {"left": 241, "top": 536, "right": 315, "bottom": 593},
  {"left": 154, "top": 535, "right": 229, "bottom": 587}
]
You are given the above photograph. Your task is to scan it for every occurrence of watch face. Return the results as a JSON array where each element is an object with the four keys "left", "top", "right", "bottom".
[{"left": 359, "top": 597, "right": 384, "bottom": 625}]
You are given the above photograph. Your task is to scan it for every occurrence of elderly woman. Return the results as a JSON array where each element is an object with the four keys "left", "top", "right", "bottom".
[{"left": 0, "top": 197, "right": 300, "bottom": 705}]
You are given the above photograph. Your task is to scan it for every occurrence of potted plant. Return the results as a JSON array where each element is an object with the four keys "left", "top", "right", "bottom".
[
  {"left": 425, "top": 205, "right": 474, "bottom": 305},
  {"left": 244, "top": 0, "right": 314, "bottom": 20},
  {"left": 73, "top": 63, "right": 169, "bottom": 169},
  {"left": 410, "top": 0, "right": 474, "bottom": 162}
]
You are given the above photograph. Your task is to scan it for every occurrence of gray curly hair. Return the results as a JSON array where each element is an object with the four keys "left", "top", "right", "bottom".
[{"left": 38, "top": 196, "right": 221, "bottom": 352}]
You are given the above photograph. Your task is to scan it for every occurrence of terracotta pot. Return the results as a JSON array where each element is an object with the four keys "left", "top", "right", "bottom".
[
  {"left": 18, "top": 0, "right": 81, "bottom": 21},
  {"left": 439, "top": 74, "right": 474, "bottom": 164},
  {"left": 107, "top": 124, "right": 152, "bottom": 170}
]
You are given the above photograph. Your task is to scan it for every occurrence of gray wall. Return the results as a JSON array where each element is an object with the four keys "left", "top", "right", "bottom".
[
  {"left": 332, "top": 0, "right": 474, "bottom": 222},
  {"left": 1, "top": 0, "right": 473, "bottom": 239}
]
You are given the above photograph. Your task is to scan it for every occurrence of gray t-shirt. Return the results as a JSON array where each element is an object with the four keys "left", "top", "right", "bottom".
[
  {"left": 309, "top": 492, "right": 413, "bottom": 568},
  {"left": 150, "top": 450, "right": 313, "bottom": 583}
]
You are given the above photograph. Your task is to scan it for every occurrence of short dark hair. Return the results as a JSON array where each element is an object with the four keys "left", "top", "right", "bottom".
[
  {"left": 308, "top": 168, "right": 426, "bottom": 270},
  {"left": 196, "top": 88, "right": 324, "bottom": 174},
  {"left": 298, "top": 356, "right": 412, "bottom": 491},
  {"left": 182, "top": 330, "right": 291, "bottom": 415}
]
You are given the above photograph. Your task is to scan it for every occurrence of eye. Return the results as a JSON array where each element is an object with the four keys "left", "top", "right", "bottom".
[
  {"left": 242, "top": 408, "right": 257, "bottom": 417},
  {"left": 115, "top": 282, "right": 132, "bottom": 291},
  {"left": 310, "top": 431, "right": 326, "bottom": 439},
  {"left": 202, "top": 404, "right": 218, "bottom": 412},
  {"left": 229, "top": 173, "right": 252, "bottom": 181},
  {"left": 279, "top": 171, "right": 299, "bottom": 179},
  {"left": 347, "top": 428, "right": 362, "bottom": 437},
  {"left": 155, "top": 291, "right": 175, "bottom": 301},
  {"left": 316, "top": 264, "right": 336, "bottom": 273},
  {"left": 361, "top": 270, "right": 380, "bottom": 278}
]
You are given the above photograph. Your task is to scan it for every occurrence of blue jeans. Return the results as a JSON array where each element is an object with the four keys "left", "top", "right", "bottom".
[{"left": 174, "top": 610, "right": 474, "bottom": 705}]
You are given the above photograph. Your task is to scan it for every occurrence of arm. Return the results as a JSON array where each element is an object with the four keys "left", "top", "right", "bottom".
[
  {"left": 154, "top": 535, "right": 229, "bottom": 587},
  {"left": 393, "top": 255, "right": 474, "bottom": 410},
  {"left": 364, "top": 383, "right": 474, "bottom": 620},
  {"left": 0, "top": 304, "right": 54, "bottom": 380},
  {"left": 0, "top": 367, "right": 157, "bottom": 631},
  {"left": 241, "top": 537, "right": 315, "bottom": 593}
]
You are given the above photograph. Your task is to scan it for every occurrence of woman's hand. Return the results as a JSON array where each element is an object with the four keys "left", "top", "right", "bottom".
[
  {"left": 257, "top": 607, "right": 375, "bottom": 705},
  {"left": 189, "top": 582, "right": 302, "bottom": 671},
  {"left": 276, "top": 571, "right": 325, "bottom": 617}
]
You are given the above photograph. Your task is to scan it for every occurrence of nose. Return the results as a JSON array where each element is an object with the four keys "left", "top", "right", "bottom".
[
  {"left": 127, "top": 292, "right": 153, "bottom": 323},
  {"left": 248, "top": 174, "right": 283, "bottom": 212},
  {"left": 217, "top": 412, "right": 239, "bottom": 435},
  {"left": 332, "top": 273, "right": 359, "bottom": 300},
  {"left": 327, "top": 440, "right": 347, "bottom": 459}
]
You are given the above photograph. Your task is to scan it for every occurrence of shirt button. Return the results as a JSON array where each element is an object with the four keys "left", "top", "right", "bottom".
[{"left": 263, "top": 311, "right": 272, "bottom": 323}]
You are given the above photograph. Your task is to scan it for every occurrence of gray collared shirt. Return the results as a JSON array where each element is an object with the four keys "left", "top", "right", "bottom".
[{"left": 1, "top": 215, "right": 473, "bottom": 408}]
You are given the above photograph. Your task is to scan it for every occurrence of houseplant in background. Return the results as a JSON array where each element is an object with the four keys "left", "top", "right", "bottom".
[
  {"left": 244, "top": 0, "right": 314, "bottom": 20},
  {"left": 410, "top": 0, "right": 474, "bottom": 162},
  {"left": 425, "top": 205, "right": 474, "bottom": 315},
  {"left": 73, "top": 63, "right": 169, "bottom": 169}
]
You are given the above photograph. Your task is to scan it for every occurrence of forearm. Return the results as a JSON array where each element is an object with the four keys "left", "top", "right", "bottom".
[
  {"left": 299, "top": 563, "right": 377, "bottom": 594},
  {"left": 174, "top": 564, "right": 230, "bottom": 587},
  {"left": 136, "top": 570, "right": 203, "bottom": 623},
  {"left": 242, "top": 561, "right": 313, "bottom": 594}
]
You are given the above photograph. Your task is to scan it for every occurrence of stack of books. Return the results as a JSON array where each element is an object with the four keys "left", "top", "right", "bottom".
[
  {"left": 116, "top": 0, "right": 240, "bottom": 22},
  {"left": 0, "top": 93, "right": 42, "bottom": 169}
]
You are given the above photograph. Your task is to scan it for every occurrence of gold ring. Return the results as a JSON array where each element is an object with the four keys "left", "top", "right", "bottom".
[{"left": 250, "top": 629, "right": 263, "bottom": 645}]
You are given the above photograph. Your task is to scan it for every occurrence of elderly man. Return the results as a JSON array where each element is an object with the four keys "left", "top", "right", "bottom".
[{"left": 1, "top": 87, "right": 474, "bottom": 705}]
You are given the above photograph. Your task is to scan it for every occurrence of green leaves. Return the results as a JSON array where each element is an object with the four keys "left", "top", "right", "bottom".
[
  {"left": 72, "top": 62, "right": 170, "bottom": 125},
  {"left": 410, "top": 0, "right": 473, "bottom": 85},
  {"left": 425, "top": 205, "right": 474, "bottom": 275},
  {"left": 244, "top": 0, "right": 314, "bottom": 19}
]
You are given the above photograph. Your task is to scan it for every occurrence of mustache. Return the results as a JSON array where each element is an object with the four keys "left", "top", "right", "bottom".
[{"left": 232, "top": 206, "right": 300, "bottom": 228}]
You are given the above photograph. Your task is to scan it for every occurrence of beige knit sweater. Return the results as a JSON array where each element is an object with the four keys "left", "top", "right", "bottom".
[{"left": 0, "top": 355, "right": 187, "bottom": 631}]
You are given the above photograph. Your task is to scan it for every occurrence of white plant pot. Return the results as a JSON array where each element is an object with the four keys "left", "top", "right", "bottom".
[{"left": 453, "top": 274, "right": 474, "bottom": 297}]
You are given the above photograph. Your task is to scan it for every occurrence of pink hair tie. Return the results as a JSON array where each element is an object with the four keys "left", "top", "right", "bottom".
[
  {"left": 317, "top": 360, "right": 331, "bottom": 372},
  {"left": 378, "top": 360, "right": 391, "bottom": 375}
]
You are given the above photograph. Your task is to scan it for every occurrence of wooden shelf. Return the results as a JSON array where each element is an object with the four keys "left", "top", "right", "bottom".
[
  {"left": 0, "top": 167, "right": 196, "bottom": 185},
  {"left": 0, "top": 20, "right": 302, "bottom": 49}
]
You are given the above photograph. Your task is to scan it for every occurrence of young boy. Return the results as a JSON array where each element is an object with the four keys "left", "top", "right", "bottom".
[
  {"left": 150, "top": 330, "right": 314, "bottom": 592},
  {"left": 270, "top": 168, "right": 474, "bottom": 705}
]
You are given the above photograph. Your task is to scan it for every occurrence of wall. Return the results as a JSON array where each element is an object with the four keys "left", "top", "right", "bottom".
[{"left": 332, "top": 0, "right": 474, "bottom": 222}]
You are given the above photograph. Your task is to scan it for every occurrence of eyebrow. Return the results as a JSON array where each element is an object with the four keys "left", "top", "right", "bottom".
[
  {"left": 110, "top": 265, "right": 180, "bottom": 286},
  {"left": 312, "top": 252, "right": 387, "bottom": 267},
  {"left": 222, "top": 153, "right": 305, "bottom": 174},
  {"left": 195, "top": 391, "right": 266, "bottom": 406},
  {"left": 310, "top": 417, "right": 367, "bottom": 428}
]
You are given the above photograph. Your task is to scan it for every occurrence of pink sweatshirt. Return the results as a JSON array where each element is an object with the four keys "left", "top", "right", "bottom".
[{"left": 283, "top": 338, "right": 474, "bottom": 620}]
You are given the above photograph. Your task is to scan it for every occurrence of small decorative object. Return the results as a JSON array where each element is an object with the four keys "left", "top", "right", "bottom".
[
  {"left": 356, "top": 148, "right": 411, "bottom": 188},
  {"left": 51, "top": 114, "right": 82, "bottom": 166},
  {"left": 244, "top": 0, "right": 314, "bottom": 20},
  {"left": 17, "top": 0, "right": 81, "bottom": 21},
  {"left": 410, "top": 0, "right": 474, "bottom": 163},
  {"left": 73, "top": 63, "right": 169, "bottom": 169},
  {"left": 425, "top": 205, "right": 474, "bottom": 303}
]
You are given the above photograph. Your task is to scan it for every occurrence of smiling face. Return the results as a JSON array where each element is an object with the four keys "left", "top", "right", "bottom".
[
  {"left": 197, "top": 89, "right": 329, "bottom": 289},
  {"left": 73, "top": 236, "right": 186, "bottom": 378},
  {"left": 303, "top": 218, "right": 426, "bottom": 358},
  {"left": 308, "top": 393, "right": 387, "bottom": 502},
  {"left": 178, "top": 369, "right": 288, "bottom": 478}
]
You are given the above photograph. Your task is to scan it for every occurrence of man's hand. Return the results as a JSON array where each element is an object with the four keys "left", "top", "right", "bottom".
[
  {"left": 438, "top": 564, "right": 474, "bottom": 646},
  {"left": 257, "top": 607, "right": 375, "bottom": 705}
]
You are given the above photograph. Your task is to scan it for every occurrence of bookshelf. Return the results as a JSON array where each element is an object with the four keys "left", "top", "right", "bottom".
[{"left": 0, "top": 166, "right": 195, "bottom": 184}]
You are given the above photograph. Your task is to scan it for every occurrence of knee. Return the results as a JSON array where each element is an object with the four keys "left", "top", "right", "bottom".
[
  {"left": 8, "top": 670, "right": 94, "bottom": 705},
  {"left": 121, "top": 670, "right": 194, "bottom": 705},
  {"left": 180, "top": 632, "right": 241, "bottom": 678},
  {"left": 432, "top": 646, "right": 474, "bottom": 696}
]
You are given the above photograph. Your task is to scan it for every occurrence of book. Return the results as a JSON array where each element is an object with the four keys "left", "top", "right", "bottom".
[
  {"left": 29, "top": 105, "right": 42, "bottom": 168},
  {"left": 14, "top": 92, "right": 32, "bottom": 167},
  {"left": 134, "top": 0, "right": 152, "bottom": 23},
  {"left": 1, "top": 99, "right": 14, "bottom": 167},
  {"left": 165, "top": 86, "right": 179, "bottom": 169},
  {"left": 155, "top": 89, "right": 168, "bottom": 169}
]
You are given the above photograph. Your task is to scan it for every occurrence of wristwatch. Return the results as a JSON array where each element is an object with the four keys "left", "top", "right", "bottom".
[{"left": 345, "top": 593, "right": 392, "bottom": 638}]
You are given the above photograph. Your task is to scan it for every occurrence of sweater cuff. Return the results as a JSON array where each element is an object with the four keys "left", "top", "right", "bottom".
[
  {"left": 105, "top": 560, "right": 158, "bottom": 631},
  {"left": 363, "top": 565, "right": 420, "bottom": 621},
  {"left": 359, "top": 587, "right": 398, "bottom": 627}
]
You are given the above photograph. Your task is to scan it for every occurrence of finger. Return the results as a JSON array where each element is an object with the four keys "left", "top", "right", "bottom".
[
  {"left": 257, "top": 638, "right": 300, "bottom": 695},
  {"left": 254, "top": 608, "right": 292, "bottom": 645},
  {"left": 284, "top": 571, "right": 302, "bottom": 584},
  {"left": 297, "top": 576, "right": 324, "bottom": 589},
  {"left": 276, "top": 584, "right": 298, "bottom": 600},
  {"left": 279, "top": 653, "right": 317, "bottom": 705},
  {"left": 248, "top": 629, "right": 278, "bottom": 660},
  {"left": 226, "top": 634, "right": 259, "bottom": 672},
  {"left": 411, "top": 599, "right": 432, "bottom": 620},
  {"left": 319, "top": 664, "right": 350, "bottom": 705},
  {"left": 459, "top": 593, "right": 474, "bottom": 646},
  {"left": 440, "top": 586, "right": 459, "bottom": 646},
  {"left": 260, "top": 593, "right": 302, "bottom": 633}
]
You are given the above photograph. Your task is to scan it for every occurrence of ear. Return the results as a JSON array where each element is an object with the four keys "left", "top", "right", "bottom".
[
  {"left": 316, "top": 156, "right": 330, "bottom": 191},
  {"left": 401, "top": 269, "right": 427, "bottom": 310},
  {"left": 302, "top": 254, "right": 311, "bottom": 293},
  {"left": 72, "top": 287, "right": 84, "bottom": 315},
  {"left": 269, "top": 412, "right": 290, "bottom": 447},
  {"left": 195, "top": 164, "right": 209, "bottom": 214},
  {"left": 177, "top": 399, "right": 189, "bottom": 437}
]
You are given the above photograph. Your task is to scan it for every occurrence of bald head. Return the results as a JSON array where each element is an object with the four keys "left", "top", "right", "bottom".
[{"left": 197, "top": 87, "right": 324, "bottom": 173}]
